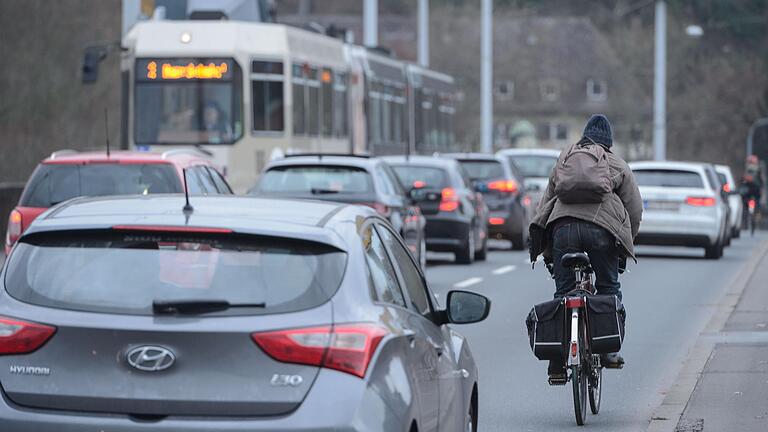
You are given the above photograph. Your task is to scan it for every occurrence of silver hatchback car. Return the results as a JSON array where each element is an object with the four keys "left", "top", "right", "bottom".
[{"left": 0, "top": 195, "right": 489, "bottom": 431}]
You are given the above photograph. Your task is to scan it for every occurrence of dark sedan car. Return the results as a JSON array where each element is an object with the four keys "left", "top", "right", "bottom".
[
  {"left": 384, "top": 156, "right": 489, "bottom": 264},
  {"left": 443, "top": 153, "right": 532, "bottom": 250},
  {"left": 252, "top": 154, "right": 427, "bottom": 269},
  {"left": 0, "top": 195, "right": 490, "bottom": 431}
]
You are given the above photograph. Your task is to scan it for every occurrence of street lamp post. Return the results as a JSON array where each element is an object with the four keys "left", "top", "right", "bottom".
[
  {"left": 480, "top": 0, "right": 493, "bottom": 154},
  {"left": 653, "top": 0, "right": 667, "bottom": 161}
]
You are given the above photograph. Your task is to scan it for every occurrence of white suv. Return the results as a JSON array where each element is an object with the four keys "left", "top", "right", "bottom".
[{"left": 630, "top": 161, "right": 728, "bottom": 259}]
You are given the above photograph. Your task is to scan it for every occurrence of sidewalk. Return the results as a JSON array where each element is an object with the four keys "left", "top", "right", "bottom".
[{"left": 675, "top": 246, "right": 768, "bottom": 431}]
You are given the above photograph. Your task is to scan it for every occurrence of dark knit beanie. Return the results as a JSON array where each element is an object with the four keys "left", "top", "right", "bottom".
[{"left": 583, "top": 114, "right": 613, "bottom": 148}]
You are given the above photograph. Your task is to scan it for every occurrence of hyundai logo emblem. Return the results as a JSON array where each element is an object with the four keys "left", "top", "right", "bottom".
[{"left": 126, "top": 346, "right": 176, "bottom": 372}]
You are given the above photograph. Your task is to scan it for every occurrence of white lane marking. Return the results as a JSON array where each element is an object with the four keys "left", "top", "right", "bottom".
[
  {"left": 453, "top": 277, "right": 483, "bottom": 288},
  {"left": 492, "top": 265, "right": 517, "bottom": 275}
]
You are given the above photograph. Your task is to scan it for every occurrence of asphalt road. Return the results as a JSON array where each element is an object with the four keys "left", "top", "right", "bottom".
[{"left": 424, "top": 233, "right": 767, "bottom": 432}]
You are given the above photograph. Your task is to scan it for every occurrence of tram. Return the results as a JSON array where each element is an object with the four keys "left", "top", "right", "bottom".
[{"left": 122, "top": 19, "right": 460, "bottom": 191}]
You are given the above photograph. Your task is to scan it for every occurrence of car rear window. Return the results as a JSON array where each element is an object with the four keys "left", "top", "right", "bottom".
[
  {"left": 5, "top": 231, "right": 346, "bottom": 316},
  {"left": 458, "top": 160, "right": 505, "bottom": 181},
  {"left": 390, "top": 165, "right": 448, "bottom": 189},
  {"left": 258, "top": 166, "right": 374, "bottom": 194},
  {"left": 507, "top": 155, "right": 558, "bottom": 178},
  {"left": 633, "top": 169, "right": 705, "bottom": 188},
  {"left": 20, "top": 163, "right": 182, "bottom": 207}
]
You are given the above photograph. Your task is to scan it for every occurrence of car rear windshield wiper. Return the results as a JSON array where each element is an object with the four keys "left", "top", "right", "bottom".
[
  {"left": 152, "top": 299, "right": 266, "bottom": 315},
  {"left": 310, "top": 188, "right": 341, "bottom": 195}
]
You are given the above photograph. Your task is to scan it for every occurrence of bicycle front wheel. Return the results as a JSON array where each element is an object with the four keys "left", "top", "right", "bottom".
[{"left": 572, "top": 364, "right": 588, "bottom": 425}]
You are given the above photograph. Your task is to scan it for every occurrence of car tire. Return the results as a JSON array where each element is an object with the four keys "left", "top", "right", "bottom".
[
  {"left": 456, "top": 229, "right": 476, "bottom": 265},
  {"left": 733, "top": 226, "right": 741, "bottom": 239},
  {"left": 704, "top": 240, "right": 723, "bottom": 260},
  {"left": 466, "top": 388, "right": 478, "bottom": 432},
  {"left": 475, "top": 236, "right": 488, "bottom": 261}
]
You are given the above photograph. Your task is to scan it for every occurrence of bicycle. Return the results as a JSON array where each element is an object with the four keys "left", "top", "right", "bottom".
[
  {"left": 747, "top": 198, "right": 757, "bottom": 236},
  {"left": 552, "top": 252, "right": 603, "bottom": 426}
]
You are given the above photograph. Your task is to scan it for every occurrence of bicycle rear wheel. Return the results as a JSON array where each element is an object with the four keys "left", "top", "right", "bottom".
[{"left": 589, "top": 355, "right": 602, "bottom": 414}]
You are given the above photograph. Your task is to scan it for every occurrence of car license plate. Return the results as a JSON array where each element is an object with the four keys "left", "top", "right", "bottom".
[{"left": 644, "top": 200, "right": 680, "bottom": 211}]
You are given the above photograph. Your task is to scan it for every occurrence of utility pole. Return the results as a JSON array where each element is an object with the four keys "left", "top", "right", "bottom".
[
  {"left": 418, "top": 0, "right": 429, "bottom": 67},
  {"left": 363, "top": 0, "right": 378, "bottom": 47},
  {"left": 480, "top": 0, "right": 493, "bottom": 153},
  {"left": 653, "top": 0, "right": 667, "bottom": 160}
]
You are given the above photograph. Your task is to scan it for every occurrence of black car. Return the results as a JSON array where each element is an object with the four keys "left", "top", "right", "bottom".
[
  {"left": 253, "top": 154, "right": 427, "bottom": 269},
  {"left": 444, "top": 153, "right": 532, "bottom": 250},
  {"left": 384, "top": 155, "right": 489, "bottom": 264}
]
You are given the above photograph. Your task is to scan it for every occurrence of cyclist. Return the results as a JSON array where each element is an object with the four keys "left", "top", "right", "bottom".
[
  {"left": 740, "top": 155, "right": 763, "bottom": 227},
  {"left": 529, "top": 114, "right": 643, "bottom": 381}
]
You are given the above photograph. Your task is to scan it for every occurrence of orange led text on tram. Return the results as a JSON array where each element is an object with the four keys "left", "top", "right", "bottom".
[{"left": 146, "top": 61, "right": 229, "bottom": 80}]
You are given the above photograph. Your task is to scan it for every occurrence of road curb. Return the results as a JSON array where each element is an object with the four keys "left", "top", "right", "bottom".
[{"left": 646, "top": 239, "right": 768, "bottom": 432}]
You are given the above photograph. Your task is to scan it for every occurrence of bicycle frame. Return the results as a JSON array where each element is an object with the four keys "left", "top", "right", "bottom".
[{"left": 565, "top": 266, "right": 595, "bottom": 369}]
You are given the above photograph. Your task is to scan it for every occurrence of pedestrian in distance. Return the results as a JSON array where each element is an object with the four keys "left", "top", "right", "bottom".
[{"left": 528, "top": 114, "right": 643, "bottom": 381}]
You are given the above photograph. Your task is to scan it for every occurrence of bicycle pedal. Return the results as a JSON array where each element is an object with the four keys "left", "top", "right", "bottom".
[{"left": 548, "top": 376, "right": 567, "bottom": 386}]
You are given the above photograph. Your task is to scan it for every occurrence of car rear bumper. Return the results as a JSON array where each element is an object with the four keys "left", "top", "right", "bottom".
[
  {"left": 637, "top": 212, "right": 721, "bottom": 246},
  {"left": 0, "top": 369, "right": 403, "bottom": 431},
  {"left": 424, "top": 215, "right": 470, "bottom": 251},
  {"left": 486, "top": 205, "right": 525, "bottom": 239}
]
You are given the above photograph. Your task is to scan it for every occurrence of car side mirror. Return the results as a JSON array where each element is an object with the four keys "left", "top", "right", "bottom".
[{"left": 443, "top": 290, "right": 491, "bottom": 324}]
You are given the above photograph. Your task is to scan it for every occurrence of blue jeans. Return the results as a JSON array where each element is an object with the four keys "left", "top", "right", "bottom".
[{"left": 552, "top": 220, "right": 622, "bottom": 301}]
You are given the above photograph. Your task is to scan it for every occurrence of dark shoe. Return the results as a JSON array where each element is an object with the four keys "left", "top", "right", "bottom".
[
  {"left": 547, "top": 360, "right": 567, "bottom": 385},
  {"left": 601, "top": 352, "right": 625, "bottom": 369}
]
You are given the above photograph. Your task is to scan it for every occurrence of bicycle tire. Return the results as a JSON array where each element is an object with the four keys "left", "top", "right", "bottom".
[
  {"left": 589, "top": 356, "right": 602, "bottom": 415},
  {"left": 572, "top": 317, "right": 588, "bottom": 425}
]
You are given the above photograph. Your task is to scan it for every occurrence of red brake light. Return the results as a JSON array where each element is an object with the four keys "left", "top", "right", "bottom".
[
  {"left": 412, "top": 180, "right": 426, "bottom": 189},
  {"left": 523, "top": 195, "right": 532, "bottom": 207},
  {"left": 565, "top": 297, "right": 585, "bottom": 308},
  {"left": 489, "top": 217, "right": 505, "bottom": 225},
  {"left": 487, "top": 180, "right": 519, "bottom": 194},
  {"left": 0, "top": 316, "right": 56, "bottom": 355},
  {"left": 5, "top": 210, "right": 22, "bottom": 248},
  {"left": 685, "top": 197, "right": 716, "bottom": 207},
  {"left": 439, "top": 187, "right": 460, "bottom": 212},
  {"left": 252, "top": 323, "right": 388, "bottom": 378},
  {"left": 112, "top": 225, "right": 233, "bottom": 233}
]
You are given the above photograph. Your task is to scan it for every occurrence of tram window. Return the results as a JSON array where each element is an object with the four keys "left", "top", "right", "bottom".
[
  {"left": 252, "top": 81, "right": 284, "bottom": 132},
  {"left": 321, "top": 69, "right": 333, "bottom": 137},
  {"left": 333, "top": 73, "right": 348, "bottom": 138},
  {"left": 252, "top": 61, "right": 283, "bottom": 75},
  {"left": 293, "top": 65, "right": 305, "bottom": 135},
  {"left": 382, "top": 91, "right": 391, "bottom": 144},
  {"left": 369, "top": 87, "right": 381, "bottom": 146},
  {"left": 308, "top": 68, "right": 320, "bottom": 136}
]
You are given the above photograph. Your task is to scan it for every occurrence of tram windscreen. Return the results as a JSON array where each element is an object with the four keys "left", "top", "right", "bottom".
[{"left": 134, "top": 58, "right": 243, "bottom": 145}]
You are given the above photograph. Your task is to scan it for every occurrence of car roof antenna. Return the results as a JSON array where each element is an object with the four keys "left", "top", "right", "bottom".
[
  {"left": 104, "top": 108, "right": 111, "bottom": 158},
  {"left": 182, "top": 168, "right": 194, "bottom": 216}
]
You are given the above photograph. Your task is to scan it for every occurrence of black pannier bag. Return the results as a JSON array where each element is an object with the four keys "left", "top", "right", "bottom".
[
  {"left": 585, "top": 295, "right": 626, "bottom": 354},
  {"left": 525, "top": 298, "right": 566, "bottom": 360}
]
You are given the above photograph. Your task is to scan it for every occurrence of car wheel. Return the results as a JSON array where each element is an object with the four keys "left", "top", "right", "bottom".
[
  {"left": 704, "top": 239, "right": 723, "bottom": 259},
  {"left": 466, "top": 389, "right": 478, "bottom": 432},
  {"left": 456, "top": 228, "right": 475, "bottom": 264},
  {"left": 475, "top": 235, "right": 488, "bottom": 261},
  {"left": 733, "top": 226, "right": 741, "bottom": 239}
]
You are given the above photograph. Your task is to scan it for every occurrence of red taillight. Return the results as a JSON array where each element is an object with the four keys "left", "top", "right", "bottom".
[
  {"left": 412, "top": 180, "right": 426, "bottom": 189},
  {"left": 252, "top": 323, "right": 388, "bottom": 378},
  {"left": 571, "top": 342, "right": 578, "bottom": 357},
  {"left": 565, "top": 297, "right": 584, "bottom": 308},
  {"left": 5, "top": 209, "right": 22, "bottom": 248},
  {"left": 749, "top": 199, "right": 756, "bottom": 210},
  {"left": 523, "top": 196, "right": 532, "bottom": 207},
  {"left": 0, "top": 316, "right": 56, "bottom": 355},
  {"left": 685, "top": 197, "right": 716, "bottom": 207},
  {"left": 487, "top": 180, "right": 519, "bottom": 194},
  {"left": 439, "top": 188, "right": 460, "bottom": 212},
  {"left": 489, "top": 217, "right": 505, "bottom": 225}
]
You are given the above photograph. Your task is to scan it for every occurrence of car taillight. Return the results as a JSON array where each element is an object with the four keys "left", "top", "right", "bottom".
[
  {"left": 439, "top": 187, "right": 460, "bottom": 212},
  {"left": 489, "top": 217, "right": 505, "bottom": 225},
  {"left": 487, "top": 180, "right": 519, "bottom": 194},
  {"left": 5, "top": 209, "right": 22, "bottom": 248},
  {"left": 252, "top": 323, "right": 388, "bottom": 378},
  {"left": 0, "top": 316, "right": 56, "bottom": 355},
  {"left": 523, "top": 195, "right": 532, "bottom": 207},
  {"left": 686, "top": 197, "right": 716, "bottom": 207}
]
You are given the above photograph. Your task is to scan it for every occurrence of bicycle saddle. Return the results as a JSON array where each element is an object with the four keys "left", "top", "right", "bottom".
[{"left": 561, "top": 252, "right": 591, "bottom": 270}]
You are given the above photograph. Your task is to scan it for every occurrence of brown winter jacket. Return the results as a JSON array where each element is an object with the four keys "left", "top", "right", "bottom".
[{"left": 529, "top": 141, "right": 643, "bottom": 264}]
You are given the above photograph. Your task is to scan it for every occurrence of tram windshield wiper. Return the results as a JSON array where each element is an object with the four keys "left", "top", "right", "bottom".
[{"left": 152, "top": 299, "right": 266, "bottom": 315}]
